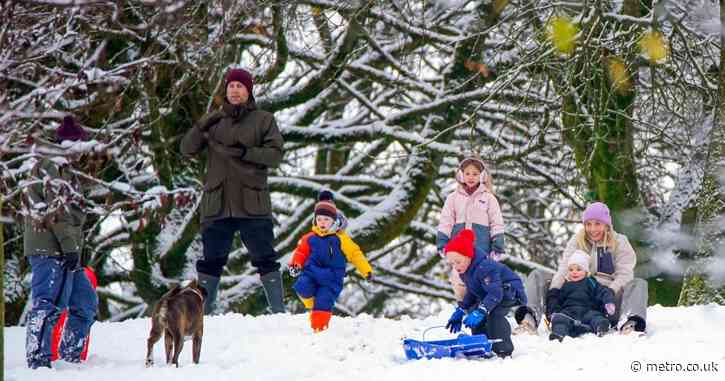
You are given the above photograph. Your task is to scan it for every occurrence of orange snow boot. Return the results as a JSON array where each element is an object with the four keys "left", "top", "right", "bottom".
[{"left": 310, "top": 310, "right": 332, "bottom": 332}]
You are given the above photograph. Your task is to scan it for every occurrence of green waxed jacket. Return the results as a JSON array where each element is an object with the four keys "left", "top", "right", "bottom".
[
  {"left": 180, "top": 101, "right": 284, "bottom": 223},
  {"left": 23, "top": 158, "right": 86, "bottom": 256}
]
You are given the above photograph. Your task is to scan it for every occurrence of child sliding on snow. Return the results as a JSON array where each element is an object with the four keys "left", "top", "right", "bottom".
[
  {"left": 546, "top": 250, "right": 617, "bottom": 341},
  {"left": 289, "top": 190, "right": 372, "bottom": 332},
  {"left": 443, "top": 229, "right": 526, "bottom": 358}
]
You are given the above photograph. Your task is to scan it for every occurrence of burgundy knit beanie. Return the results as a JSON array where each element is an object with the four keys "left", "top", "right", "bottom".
[
  {"left": 225, "top": 68, "right": 254, "bottom": 100},
  {"left": 56, "top": 116, "right": 88, "bottom": 143}
]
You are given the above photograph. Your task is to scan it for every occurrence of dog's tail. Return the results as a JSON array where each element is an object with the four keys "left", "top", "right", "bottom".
[{"left": 158, "top": 284, "right": 182, "bottom": 324}]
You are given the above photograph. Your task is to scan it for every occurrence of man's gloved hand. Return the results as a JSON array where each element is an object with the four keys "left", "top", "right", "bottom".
[
  {"left": 463, "top": 308, "right": 487, "bottom": 329},
  {"left": 446, "top": 307, "right": 465, "bottom": 333},
  {"left": 288, "top": 265, "right": 302, "bottom": 278},
  {"left": 198, "top": 120, "right": 215, "bottom": 132},
  {"left": 61, "top": 252, "right": 81, "bottom": 272}
]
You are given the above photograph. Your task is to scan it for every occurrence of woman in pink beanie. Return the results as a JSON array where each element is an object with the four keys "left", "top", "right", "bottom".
[{"left": 513, "top": 201, "right": 648, "bottom": 336}]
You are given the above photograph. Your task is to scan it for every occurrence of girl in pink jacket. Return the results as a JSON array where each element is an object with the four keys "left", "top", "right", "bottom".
[{"left": 437, "top": 156, "right": 505, "bottom": 300}]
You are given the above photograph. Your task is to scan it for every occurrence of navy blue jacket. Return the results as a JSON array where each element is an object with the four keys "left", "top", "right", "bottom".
[
  {"left": 546, "top": 277, "right": 615, "bottom": 316},
  {"left": 459, "top": 254, "right": 526, "bottom": 313}
]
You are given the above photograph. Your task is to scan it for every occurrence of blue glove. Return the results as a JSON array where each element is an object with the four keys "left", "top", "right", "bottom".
[
  {"left": 463, "top": 308, "right": 487, "bottom": 329},
  {"left": 446, "top": 307, "right": 465, "bottom": 333}
]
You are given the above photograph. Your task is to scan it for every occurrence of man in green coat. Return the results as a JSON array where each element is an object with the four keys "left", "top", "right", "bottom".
[{"left": 181, "top": 68, "right": 285, "bottom": 314}]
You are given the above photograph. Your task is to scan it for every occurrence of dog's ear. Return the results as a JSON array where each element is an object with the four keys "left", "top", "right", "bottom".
[{"left": 162, "top": 284, "right": 182, "bottom": 298}]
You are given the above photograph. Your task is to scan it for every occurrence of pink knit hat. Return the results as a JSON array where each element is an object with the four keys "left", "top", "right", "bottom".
[{"left": 582, "top": 202, "right": 612, "bottom": 226}]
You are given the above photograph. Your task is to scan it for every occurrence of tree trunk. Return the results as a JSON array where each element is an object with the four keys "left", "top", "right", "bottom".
[
  {"left": 562, "top": 1, "right": 642, "bottom": 223},
  {"left": 678, "top": 0, "right": 725, "bottom": 306},
  {"left": 678, "top": 133, "right": 725, "bottom": 305},
  {"left": 1, "top": 198, "right": 5, "bottom": 381}
]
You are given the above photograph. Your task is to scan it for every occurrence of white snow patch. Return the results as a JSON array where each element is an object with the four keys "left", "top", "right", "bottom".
[{"left": 4, "top": 306, "right": 725, "bottom": 380}]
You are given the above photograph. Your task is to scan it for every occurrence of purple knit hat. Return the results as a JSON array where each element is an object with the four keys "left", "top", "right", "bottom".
[
  {"left": 582, "top": 202, "right": 612, "bottom": 226},
  {"left": 56, "top": 116, "right": 88, "bottom": 143},
  {"left": 225, "top": 68, "right": 255, "bottom": 102}
]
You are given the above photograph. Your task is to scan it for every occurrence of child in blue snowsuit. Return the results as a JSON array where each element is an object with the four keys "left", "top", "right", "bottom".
[
  {"left": 288, "top": 190, "right": 372, "bottom": 332},
  {"left": 546, "top": 250, "right": 616, "bottom": 341},
  {"left": 444, "top": 229, "right": 526, "bottom": 357}
]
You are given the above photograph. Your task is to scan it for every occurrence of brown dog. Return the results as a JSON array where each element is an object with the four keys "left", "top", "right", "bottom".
[{"left": 145, "top": 280, "right": 206, "bottom": 367}]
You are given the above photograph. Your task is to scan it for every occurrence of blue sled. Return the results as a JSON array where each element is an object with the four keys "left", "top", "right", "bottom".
[{"left": 403, "top": 333, "right": 495, "bottom": 360}]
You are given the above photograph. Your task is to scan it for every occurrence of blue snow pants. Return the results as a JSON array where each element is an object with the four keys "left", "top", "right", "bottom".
[
  {"left": 26, "top": 255, "right": 97, "bottom": 368},
  {"left": 293, "top": 273, "right": 343, "bottom": 312}
]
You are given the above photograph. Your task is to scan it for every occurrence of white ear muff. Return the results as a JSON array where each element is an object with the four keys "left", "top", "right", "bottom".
[{"left": 459, "top": 157, "right": 488, "bottom": 185}]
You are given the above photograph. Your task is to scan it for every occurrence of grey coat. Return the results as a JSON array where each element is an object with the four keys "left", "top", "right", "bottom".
[
  {"left": 180, "top": 101, "right": 283, "bottom": 223},
  {"left": 23, "top": 158, "right": 86, "bottom": 256}
]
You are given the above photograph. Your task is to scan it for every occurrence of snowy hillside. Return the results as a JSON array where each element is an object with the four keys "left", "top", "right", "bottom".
[{"left": 5, "top": 305, "right": 725, "bottom": 381}]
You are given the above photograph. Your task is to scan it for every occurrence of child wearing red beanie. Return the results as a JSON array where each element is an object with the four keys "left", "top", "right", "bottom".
[{"left": 443, "top": 229, "right": 526, "bottom": 358}]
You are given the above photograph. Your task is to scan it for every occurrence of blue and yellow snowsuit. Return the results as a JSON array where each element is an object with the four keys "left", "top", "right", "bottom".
[{"left": 290, "top": 225, "right": 372, "bottom": 331}]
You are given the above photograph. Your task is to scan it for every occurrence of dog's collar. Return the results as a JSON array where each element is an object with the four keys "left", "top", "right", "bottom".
[{"left": 183, "top": 287, "right": 204, "bottom": 301}]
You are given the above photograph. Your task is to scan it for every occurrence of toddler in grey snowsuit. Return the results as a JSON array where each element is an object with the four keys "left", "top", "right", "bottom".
[{"left": 546, "top": 250, "right": 616, "bottom": 341}]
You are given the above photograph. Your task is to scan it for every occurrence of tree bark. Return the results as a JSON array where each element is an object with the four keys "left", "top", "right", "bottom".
[
  {"left": 1, "top": 198, "right": 5, "bottom": 381},
  {"left": 561, "top": 1, "right": 641, "bottom": 223},
  {"left": 678, "top": 0, "right": 725, "bottom": 306}
]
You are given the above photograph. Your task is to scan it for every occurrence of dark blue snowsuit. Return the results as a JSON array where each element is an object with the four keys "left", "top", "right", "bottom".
[
  {"left": 546, "top": 277, "right": 615, "bottom": 338},
  {"left": 459, "top": 254, "right": 527, "bottom": 357}
]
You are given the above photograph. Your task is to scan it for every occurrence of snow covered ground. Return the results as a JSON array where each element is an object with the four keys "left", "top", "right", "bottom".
[{"left": 5, "top": 305, "right": 725, "bottom": 381}]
